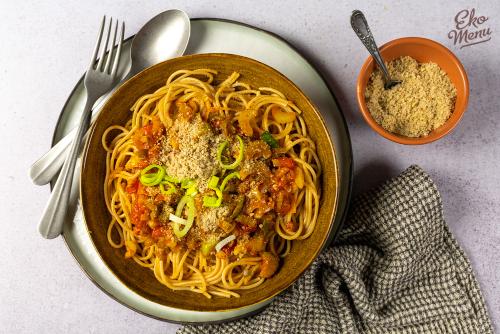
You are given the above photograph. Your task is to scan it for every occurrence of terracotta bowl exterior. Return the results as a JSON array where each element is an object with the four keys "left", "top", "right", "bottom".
[
  {"left": 80, "top": 53, "right": 338, "bottom": 312},
  {"left": 356, "top": 37, "right": 469, "bottom": 145}
]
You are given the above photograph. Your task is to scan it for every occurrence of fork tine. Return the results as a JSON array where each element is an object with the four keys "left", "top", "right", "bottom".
[
  {"left": 104, "top": 20, "right": 118, "bottom": 74},
  {"left": 111, "top": 21, "right": 124, "bottom": 77},
  {"left": 96, "top": 17, "right": 113, "bottom": 71},
  {"left": 89, "top": 16, "right": 106, "bottom": 69}
]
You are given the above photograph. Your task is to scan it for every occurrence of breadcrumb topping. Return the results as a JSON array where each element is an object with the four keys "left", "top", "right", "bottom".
[{"left": 157, "top": 114, "right": 223, "bottom": 192}]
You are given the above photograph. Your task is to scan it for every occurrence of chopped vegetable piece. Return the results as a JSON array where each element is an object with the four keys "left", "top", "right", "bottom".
[
  {"left": 159, "top": 181, "right": 176, "bottom": 195},
  {"left": 261, "top": 131, "right": 278, "bottom": 148},
  {"left": 124, "top": 240, "right": 137, "bottom": 259},
  {"left": 215, "top": 235, "right": 236, "bottom": 252},
  {"left": 164, "top": 175, "right": 181, "bottom": 183},
  {"left": 217, "top": 135, "right": 244, "bottom": 169},
  {"left": 236, "top": 113, "right": 253, "bottom": 136},
  {"left": 181, "top": 178, "right": 195, "bottom": 189},
  {"left": 139, "top": 164, "right": 165, "bottom": 186},
  {"left": 230, "top": 196, "right": 245, "bottom": 219},
  {"left": 272, "top": 157, "right": 295, "bottom": 169},
  {"left": 259, "top": 252, "right": 279, "bottom": 278},
  {"left": 203, "top": 175, "right": 223, "bottom": 207},
  {"left": 126, "top": 179, "right": 139, "bottom": 194},
  {"left": 172, "top": 195, "right": 195, "bottom": 238},
  {"left": 271, "top": 106, "right": 296, "bottom": 123},
  {"left": 169, "top": 213, "right": 188, "bottom": 225},
  {"left": 207, "top": 175, "right": 220, "bottom": 189},
  {"left": 236, "top": 214, "right": 258, "bottom": 229},
  {"left": 218, "top": 220, "right": 235, "bottom": 233},
  {"left": 220, "top": 172, "right": 241, "bottom": 192},
  {"left": 203, "top": 189, "right": 222, "bottom": 207},
  {"left": 201, "top": 237, "right": 219, "bottom": 256},
  {"left": 185, "top": 185, "right": 198, "bottom": 197},
  {"left": 294, "top": 166, "right": 304, "bottom": 189}
]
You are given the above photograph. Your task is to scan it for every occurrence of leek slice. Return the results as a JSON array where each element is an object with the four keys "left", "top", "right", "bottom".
[
  {"left": 139, "top": 164, "right": 165, "bottom": 186},
  {"left": 159, "top": 181, "right": 176, "bottom": 195},
  {"left": 220, "top": 172, "right": 240, "bottom": 192},
  {"left": 172, "top": 195, "right": 196, "bottom": 238},
  {"left": 215, "top": 235, "right": 236, "bottom": 252},
  {"left": 203, "top": 175, "right": 223, "bottom": 207},
  {"left": 217, "top": 135, "right": 244, "bottom": 169}
]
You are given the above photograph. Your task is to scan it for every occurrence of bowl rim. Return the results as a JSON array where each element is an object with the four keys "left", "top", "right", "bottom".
[
  {"left": 356, "top": 36, "right": 470, "bottom": 145},
  {"left": 79, "top": 52, "right": 339, "bottom": 312}
]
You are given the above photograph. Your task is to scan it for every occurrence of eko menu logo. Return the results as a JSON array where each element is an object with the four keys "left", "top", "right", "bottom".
[{"left": 448, "top": 8, "right": 492, "bottom": 48}]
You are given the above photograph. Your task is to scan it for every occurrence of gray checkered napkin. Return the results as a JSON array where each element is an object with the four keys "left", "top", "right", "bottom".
[{"left": 179, "top": 165, "right": 493, "bottom": 334}]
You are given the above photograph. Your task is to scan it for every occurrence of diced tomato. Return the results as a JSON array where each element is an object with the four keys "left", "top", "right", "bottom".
[
  {"left": 238, "top": 223, "right": 258, "bottom": 234},
  {"left": 271, "top": 161, "right": 297, "bottom": 216},
  {"left": 154, "top": 194, "right": 165, "bottom": 204},
  {"left": 143, "top": 123, "right": 153, "bottom": 137},
  {"left": 136, "top": 160, "right": 150, "bottom": 169},
  {"left": 259, "top": 252, "right": 279, "bottom": 278},
  {"left": 272, "top": 157, "right": 295, "bottom": 169},
  {"left": 277, "top": 195, "right": 294, "bottom": 215},
  {"left": 148, "top": 142, "right": 161, "bottom": 160},
  {"left": 151, "top": 117, "right": 163, "bottom": 135},
  {"left": 132, "top": 116, "right": 165, "bottom": 155},
  {"left": 151, "top": 226, "right": 171, "bottom": 240},
  {"left": 222, "top": 240, "right": 236, "bottom": 255},
  {"left": 130, "top": 188, "right": 151, "bottom": 234},
  {"left": 126, "top": 179, "right": 139, "bottom": 194},
  {"left": 136, "top": 183, "right": 146, "bottom": 195},
  {"left": 131, "top": 201, "right": 147, "bottom": 225}
]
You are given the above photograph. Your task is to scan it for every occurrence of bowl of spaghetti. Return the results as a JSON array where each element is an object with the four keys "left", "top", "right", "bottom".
[{"left": 81, "top": 53, "right": 338, "bottom": 312}]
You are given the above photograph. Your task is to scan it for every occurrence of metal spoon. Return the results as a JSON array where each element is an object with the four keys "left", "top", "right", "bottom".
[
  {"left": 29, "top": 9, "right": 190, "bottom": 186},
  {"left": 351, "top": 10, "right": 401, "bottom": 89}
]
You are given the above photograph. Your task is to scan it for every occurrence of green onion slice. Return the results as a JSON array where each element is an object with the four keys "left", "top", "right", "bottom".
[
  {"left": 139, "top": 164, "right": 165, "bottom": 186},
  {"left": 217, "top": 135, "right": 244, "bottom": 169}
]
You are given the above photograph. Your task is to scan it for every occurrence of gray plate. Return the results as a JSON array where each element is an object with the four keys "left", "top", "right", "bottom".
[{"left": 52, "top": 18, "right": 352, "bottom": 323}]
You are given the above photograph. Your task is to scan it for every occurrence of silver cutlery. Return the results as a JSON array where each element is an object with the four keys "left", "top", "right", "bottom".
[
  {"left": 29, "top": 9, "right": 190, "bottom": 186},
  {"left": 38, "top": 16, "right": 124, "bottom": 239},
  {"left": 351, "top": 10, "right": 401, "bottom": 89}
]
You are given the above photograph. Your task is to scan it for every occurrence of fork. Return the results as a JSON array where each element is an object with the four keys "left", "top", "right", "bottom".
[{"left": 38, "top": 16, "right": 124, "bottom": 239}]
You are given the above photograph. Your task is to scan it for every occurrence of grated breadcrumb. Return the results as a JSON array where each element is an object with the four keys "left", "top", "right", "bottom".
[
  {"left": 157, "top": 114, "right": 223, "bottom": 192},
  {"left": 365, "top": 56, "right": 457, "bottom": 138}
]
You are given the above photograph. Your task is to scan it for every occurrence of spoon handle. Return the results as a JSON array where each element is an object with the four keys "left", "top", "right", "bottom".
[{"left": 350, "top": 10, "right": 392, "bottom": 82}]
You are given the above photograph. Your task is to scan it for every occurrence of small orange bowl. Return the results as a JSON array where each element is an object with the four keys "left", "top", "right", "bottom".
[{"left": 356, "top": 37, "right": 469, "bottom": 145}]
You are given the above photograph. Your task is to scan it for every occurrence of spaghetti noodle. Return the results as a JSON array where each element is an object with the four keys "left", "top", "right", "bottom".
[{"left": 102, "top": 69, "right": 321, "bottom": 298}]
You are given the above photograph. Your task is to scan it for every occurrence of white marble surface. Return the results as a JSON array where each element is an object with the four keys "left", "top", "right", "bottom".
[{"left": 1, "top": 1, "right": 498, "bottom": 333}]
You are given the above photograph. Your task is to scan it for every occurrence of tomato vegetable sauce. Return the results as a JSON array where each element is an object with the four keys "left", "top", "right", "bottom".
[{"left": 124, "top": 110, "right": 302, "bottom": 278}]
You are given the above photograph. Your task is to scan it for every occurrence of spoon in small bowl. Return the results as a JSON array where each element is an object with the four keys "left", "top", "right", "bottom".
[
  {"left": 351, "top": 10, "right": 401, "bottom": 89},
  {"left": 29, "top": 9, "right": 190, "bottom": 186}
]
